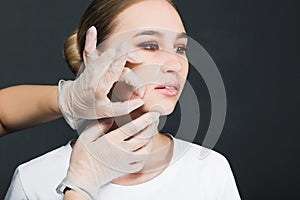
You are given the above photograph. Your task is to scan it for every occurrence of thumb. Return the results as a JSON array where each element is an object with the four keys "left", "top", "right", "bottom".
[
  {"left": 83, "top": 26, "right": 98, "bottom": 63},
  {"left": 79, "top": 119, "right": 114, "bottom": 143}
]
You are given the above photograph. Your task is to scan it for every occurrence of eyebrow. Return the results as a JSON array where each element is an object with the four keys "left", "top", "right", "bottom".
[
  {"left": 134, "top": 30, "right": 161, "bottom": 37},
  {"left": 177, "top": 32, "right": 187, "bottom": 39},
  {"left": 133, "top": 30, "right": 187, "bottom": 39}
]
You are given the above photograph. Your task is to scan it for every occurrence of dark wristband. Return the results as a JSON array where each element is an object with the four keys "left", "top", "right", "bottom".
[{"left": 63, "top": 187, "right": 72, "bottom": 194}]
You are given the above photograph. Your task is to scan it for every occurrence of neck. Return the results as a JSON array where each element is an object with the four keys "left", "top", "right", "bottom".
[
  {"left": 108, "top": 107, "right": 148, "bottom": 131},
  {"left": 110, "top": 109, "right": 174, "bottom": 185}
]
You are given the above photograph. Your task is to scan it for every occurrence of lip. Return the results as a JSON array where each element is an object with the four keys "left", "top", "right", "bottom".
[{"left": 154, "top": 82, "right": 180, "bottom": 97}]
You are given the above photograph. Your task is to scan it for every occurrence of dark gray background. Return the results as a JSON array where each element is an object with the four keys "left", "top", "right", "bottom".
[{"left": 0, "top": 0, "right": 299, "bottom": 199}]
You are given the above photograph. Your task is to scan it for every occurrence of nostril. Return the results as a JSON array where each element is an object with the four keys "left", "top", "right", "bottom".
[{"left": 160, "top": 64, "right": 180, "bottom": 73}]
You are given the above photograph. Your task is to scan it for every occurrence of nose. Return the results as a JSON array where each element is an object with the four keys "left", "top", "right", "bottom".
[{"left": 159, "top": 51, "right": 182, "bottom": 73}]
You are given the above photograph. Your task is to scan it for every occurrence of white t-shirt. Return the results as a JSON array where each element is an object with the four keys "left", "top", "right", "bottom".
[{"left": 5, "top": 138, "right": 241, "bottom": 200}]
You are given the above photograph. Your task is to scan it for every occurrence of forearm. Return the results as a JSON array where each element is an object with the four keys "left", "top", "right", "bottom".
[
  {"left": 0, "top": 85, "right": 62, "bottom": 136},
  {"left": 64, "top": 190, "right": 88, "bottom": 200}
]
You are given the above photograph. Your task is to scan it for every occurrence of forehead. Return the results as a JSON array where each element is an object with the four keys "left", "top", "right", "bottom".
[{"left": 111, "top": 0, "right": 186, "bottom": 37}]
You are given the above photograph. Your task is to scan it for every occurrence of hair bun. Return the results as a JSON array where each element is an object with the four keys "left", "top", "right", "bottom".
[{"left": 64, "top": 30, "right": 82, "bottom": 75}]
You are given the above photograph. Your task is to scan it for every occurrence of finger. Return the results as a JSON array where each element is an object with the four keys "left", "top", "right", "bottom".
[
  {"left": 130, "top": 120, "right": 158, "bottom": 140},
  {"left": 118, "top": 67, "right": 145, "bottom": 97},
  {"left": 121, "top": 138, "right": 150, "bottom": 152},
  {"left": 122, "top": 122, "right": 158, "bottom": 153},
  {"left": 95, "top": 44, "right": 141, "bottom": 95},
  {"left": 79, "top": 119, "right": 114, "bottom": 143},
  {"left": 121, "top": 121, "right": 157, "bottom": 152},
  {"left": 121, "top": 120, "right": 157, "bottom": 151},
  {"left": 109, "top": 99, "right": 144, "bottom": 117},
  {"left": 127, "top": 51, "right": 144, "bottom": 63},
  {"left": 102, "top": 42, "right": 129, "bottom": 89},
  {"left": 94, "top": 97, "right": 143, "bottom": 118},
  {"left": 93, "top": 48, "right": 118, "bottom": 95},
  {"left": 83, "top": 26, "right": 97, "bottom": 58},
  {"left": 134, "top": 137, "right": 153, "bottom": 153},
  {"left": 97, "top": 118, "right": 114, "bottom": 134},
  {"left": 128, "top": 161, "right": 145, "bottom": 172},
  {"left": 93, "top": 48, "right": 116, "bottom": 73},
  {"left": 110, "top": 112, "right": 160, "bottom": 140}
]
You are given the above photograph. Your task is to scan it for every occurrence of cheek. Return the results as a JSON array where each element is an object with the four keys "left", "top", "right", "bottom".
[
  {"left": 181, "top": 62, "right": 189, "bottom": 77},
  {"left": 178, "top": 62, "right": 189, "bottom": 87},
  {"left": 139, "top": 86, "right": 179, "bottom": 115},
  {"left": 127, "top": 50, "right": 164, "bottom": 67}
]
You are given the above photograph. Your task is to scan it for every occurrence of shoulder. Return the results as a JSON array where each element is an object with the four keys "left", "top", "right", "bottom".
[
  {"left": 5, "top": 142, "right": 71, "bottom": 199},
  {"left": 171, "top": 138, "right": 235, "bottom": 181},
  {"left": 170, "top": 138, "right": 240, "bottom": 199},
  {"left": 173, "top": 138, "right": 231, "bottom": 167},
  {"left": 18, "top": 142, "right": 71, "bottom": 176}
]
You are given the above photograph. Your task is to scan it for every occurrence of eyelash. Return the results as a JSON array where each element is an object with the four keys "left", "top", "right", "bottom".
[
  {"left": 175, "top": 46, "right": 188, "bottom": 55},
  {"left": 137, "top": 42, "right": 188, "bottom": 55},
  {"left": 138, "top": 42, "right": 159, "bottom": 51}
]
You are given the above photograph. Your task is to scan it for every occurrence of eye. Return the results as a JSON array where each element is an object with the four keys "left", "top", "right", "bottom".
[
  {"left": 138, "top": 42, "right": 159, "bottom": 51},
  {"left": 175, "top": 46, "right": 188, "bottom": 55}
]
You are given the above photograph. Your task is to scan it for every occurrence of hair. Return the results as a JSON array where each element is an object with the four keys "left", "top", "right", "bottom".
[{"left": 63, "top": 0, "right": 175, "bottom": 75}]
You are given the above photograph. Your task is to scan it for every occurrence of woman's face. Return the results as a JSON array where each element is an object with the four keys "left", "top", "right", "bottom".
[{"left": 105, "top": 0, "right": 188, "bottom": 115}]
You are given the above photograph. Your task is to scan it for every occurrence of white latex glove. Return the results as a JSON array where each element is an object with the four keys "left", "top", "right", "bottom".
[
  {"left": 58, "top": 26, "right": 145, "bottom": 130},
  {"left": 57, "top": 112, "right": 160, "bottom": 200}
]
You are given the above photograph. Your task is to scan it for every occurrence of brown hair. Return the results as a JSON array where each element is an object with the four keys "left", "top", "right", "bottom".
[{"left": 64, "top": 0, "right": 175, "bottom": 75}]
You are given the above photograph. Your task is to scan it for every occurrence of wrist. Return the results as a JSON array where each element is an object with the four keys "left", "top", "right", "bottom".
[
  {"left": 64, "top": 189, "right": 88, "bottom": 200},
  {"left": 56, "top": 176, "right": 96, "bottom": 200},
  {"left": 57, "top": 80, "right": 78, "bottom": 129},
  {"left": 53, "top": 84, "right": 63, "bottom": 116},
  {"left": 43, "top": 85, "right": 62, "bottom": 118}
]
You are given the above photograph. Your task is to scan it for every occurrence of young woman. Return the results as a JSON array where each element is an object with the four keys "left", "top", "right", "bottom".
[{"left": 5, "top": 0, "right": 241, "bottom": 199}]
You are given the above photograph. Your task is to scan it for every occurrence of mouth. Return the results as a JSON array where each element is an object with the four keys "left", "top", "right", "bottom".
[{"left": 154, "top": 82, "right": 180, "bottom": 97}]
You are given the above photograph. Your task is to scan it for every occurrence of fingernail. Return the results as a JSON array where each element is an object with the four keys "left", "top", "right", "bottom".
[
  {"left": 87, "top": 26, "right": 95, "bottom": 35},
  {"left": 128, "top": 52, "right": 144, "bottom": 63}
]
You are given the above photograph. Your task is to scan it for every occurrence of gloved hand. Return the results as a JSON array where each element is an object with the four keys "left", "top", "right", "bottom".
[
  {"left": 57, "top": 112, "right": 159, "bottom": 199},
  {"left": 58, "top": 26, "right": 145, "bottom": 130}
]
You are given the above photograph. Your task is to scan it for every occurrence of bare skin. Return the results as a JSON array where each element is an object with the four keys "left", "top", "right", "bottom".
[{"left": 0, "top": 85, "right": 61, "bottom": 136}]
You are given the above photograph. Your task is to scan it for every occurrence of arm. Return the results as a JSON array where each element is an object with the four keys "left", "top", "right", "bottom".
[{"left": 0, "top": 85, "right": 61, "bottom": 136}]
